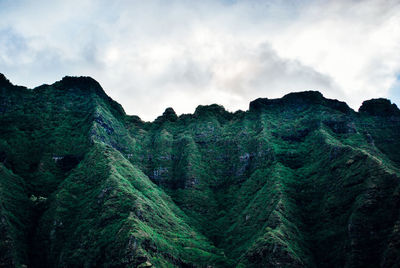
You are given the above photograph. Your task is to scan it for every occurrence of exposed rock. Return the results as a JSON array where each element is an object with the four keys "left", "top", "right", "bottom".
[
  {"left": 158, "top": 153, "right": 174, "bottom": 161},
  {"left": 365, "top": 133, "right": 374, "bottom": 145},
  {"left": 184, "top": 177, "right": 199, "bottom": 188},
  {"left": 138, "top": 261, "right": 153, "bottom": 267},
  {"left": 152, "top": 167, "right": 168, "bottom": 182},
  {"left": 94, "top": 115, "right": 114, "bottom": 134},
  {"left": 239, "top": 153, "right": 251, "bottom": 162},
  {"left": 52, "top": 156, "right": 64, "bottom": 162},
  {"left": 323, "top": 120, "right": 357, "bottom": 134},
  {"left": 236, "top": 152, "right": 254, "bottom": 176},
  {"left": 97, "top": 187, "right": 112, "bottom": 204}
]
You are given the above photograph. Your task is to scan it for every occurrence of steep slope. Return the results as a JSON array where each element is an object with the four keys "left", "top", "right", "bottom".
[
  {"left": 0, "top": 164, "right": 29, "bottom": 267},
  {"left": 125, "top": 91, "right": 400, "bottom": 267},
  {"left": 33, "top": 143, "right": 225, "bottom": 267},
  {"left": 0, "top": 74, "right": 226, "bottom": 267},
  {"left": 0, "top": 73, "right": 399, "bottom": 267}
]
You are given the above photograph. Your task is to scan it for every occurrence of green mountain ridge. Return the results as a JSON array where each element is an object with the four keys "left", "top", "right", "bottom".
[{"left": 0, "top": 74, "right": 399, "bottom": 267}]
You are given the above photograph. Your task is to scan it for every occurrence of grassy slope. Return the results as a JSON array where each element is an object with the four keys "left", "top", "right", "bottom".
[
  {"left": 126, "top": 94, "right": 400, "bottom": 267},
  {"left": 35, "top": 143, "right": 225, "bottom": 267},
  {"left": 0, "top": 74, "right": 399, "bottom": 267},
  {"left": 0, "top": 164, "right": 29, "bottom": 267},
  {"left": 0, "top": 75, "right": 226, "bottom": 267}
]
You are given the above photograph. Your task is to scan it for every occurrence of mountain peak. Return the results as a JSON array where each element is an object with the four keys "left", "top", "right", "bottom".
[
  {"left": 154, "top": 107, "right": 178, "bottom": 123},
  {"left": 194, "top": 104, "right": 230, "bottom": 118},
  {"left": 282, "top": 90, "right": 324, "bottom": 102},
  {"left": 162, "top": 107, "right": 178, "bottom": 121},
  {"left": 359, "top": 98, "right": 400, "bottom": 116},
  {"left": 57, "top": 76, "right": 104, "bottom": 94},
  {"left": 0, "top": 73, "right": 12, "bottom": 87},
  {"left": 52, "top": 76, "right": 126, "bottom": 117},
  {"left": 249, "top": 90, "right": 352, "bottom": 114}
]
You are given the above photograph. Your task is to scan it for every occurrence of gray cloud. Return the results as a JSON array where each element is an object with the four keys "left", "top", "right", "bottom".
[
  {"left": 0, "top": 0, "right": 399, "bottom": 120},
  {"left": 215, "top": 43, "right": 335, "bottom": 96}
]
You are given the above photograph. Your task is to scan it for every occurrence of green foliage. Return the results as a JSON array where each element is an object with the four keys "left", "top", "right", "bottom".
[
  {"left": 0, "top": 164, "right": 30, "bottom": 267},
  {"left": 0, "top": 74, "right": 399, "bottom": 267}
]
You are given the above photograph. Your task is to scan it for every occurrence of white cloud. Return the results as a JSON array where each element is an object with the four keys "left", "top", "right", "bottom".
[
  {"left": 0, "top": 0, "right": 399, "bottom": 120},
  {"left": 269, "top": 0, "right": 400, "bottom": 108}
]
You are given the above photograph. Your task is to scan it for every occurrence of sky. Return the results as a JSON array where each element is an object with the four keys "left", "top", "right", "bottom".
[{"left": 1, "top": 0, "right": 399, "bottom": 121}]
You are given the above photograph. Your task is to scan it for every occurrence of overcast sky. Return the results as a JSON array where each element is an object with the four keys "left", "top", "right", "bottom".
[{"left": 1, "top": 0, "right": 399, "bottom": 120}]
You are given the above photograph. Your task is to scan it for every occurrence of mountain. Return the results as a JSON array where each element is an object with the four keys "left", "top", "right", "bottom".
[{"left": 0, "top": 73, "right": 399, "bottom": 267}]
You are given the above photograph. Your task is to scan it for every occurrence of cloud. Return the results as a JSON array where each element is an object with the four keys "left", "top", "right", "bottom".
[
  {"left": 0, "top": 0, "right": 399, "bottom": 120},
  {"left": 268, "top": 0, "right": 400, "bottom": 108},
  {"left": 389, "top": 76, "right": 400, "bottom": 107}
]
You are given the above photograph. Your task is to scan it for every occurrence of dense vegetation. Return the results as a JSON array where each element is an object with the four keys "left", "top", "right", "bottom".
[{"left": 0, "top": 73, "right": 399, "bottom": 267}]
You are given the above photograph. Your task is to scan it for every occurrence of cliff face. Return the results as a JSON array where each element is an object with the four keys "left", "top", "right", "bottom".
[{"left": 0, "top": 74, "right": 399, "bottom": 267}]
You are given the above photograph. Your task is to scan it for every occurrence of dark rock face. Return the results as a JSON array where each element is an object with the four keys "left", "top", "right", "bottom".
[
  {"left": 0, "top": 74, "right": 12, "bottom": 88},
  {"left": 249, "top": 97, "right": 269, "bottom": 111},
  {"left": 155, "top": 107, "right": 178, "bottom": 123},
  {"left": 57, "top": 76, "right": 103, "bottom": 93},
  {"left": 249, "top": 91, "right": 352, "bottom": 114},
  {"left": 57, "top": 155, "right": 82, "bottom": 172},
  {"left": 323, "top": 119, "right": 357, "bottom": 134},
  {"left": 162, "top": 107, "right": 178, "bottom": 121},
  {"left": 194, "top": 104, "right": 231, "bottom": 120},
  {"left": 0, "top": 151, "right": 6, "bottom": 163},
  {"left": 282, "top": 90, "right": 325, "bottom": 105},
  {"left": 359, "top": 98, "right": 400, "bottom": 116},
  {"left": 94, "top": 115, "right": 114, "bottom": 134},
  {"left": 279, "top": 128, "right": 311, "bottom": 142}
]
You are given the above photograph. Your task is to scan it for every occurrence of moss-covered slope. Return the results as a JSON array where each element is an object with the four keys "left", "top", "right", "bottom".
[{"left": 0, "top": 73, "right": 399, "bottom": 267}]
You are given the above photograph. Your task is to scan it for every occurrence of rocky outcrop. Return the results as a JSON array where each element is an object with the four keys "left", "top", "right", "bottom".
[
  {"left": 359, "top": 98, "right": 400, "bottom": 117},
  {"left": 249, "top": 91, "right": 352, "bottom": 114},
  {"left": 0, "top": 74, "right": 12, "bottom": 88},
  {"left": 194, "top": 104, "right": 232, "bottom": 120},
  {"left": 155, "top": 107, "right": 178, "bottom": 123}
]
